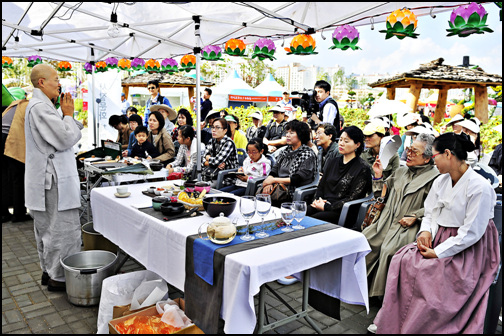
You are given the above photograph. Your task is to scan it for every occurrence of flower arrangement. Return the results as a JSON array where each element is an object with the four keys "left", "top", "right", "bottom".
[
  {"left": 251, "top": 38, "right": 276, "bottom": 61},
  {"left": 446, "top": 2, "right": 493, "bottom": 37},
  {"left": 202, "top": 45, "right": 224, "bottom": 61},
  {"left": 380, "top": 8, "right": 419, "bottom": 39},
  {"left": 27, "top": 55, "right": 43, "bottom": 67},
  {"left": 284, "top": 34, "right": 318, "bottom": 55},
  {"left": 329, "top": 25, "right": 361, "bottom": 51}
]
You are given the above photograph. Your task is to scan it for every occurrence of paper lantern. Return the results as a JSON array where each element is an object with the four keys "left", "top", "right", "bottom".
[
  {"left": 105, "top": 57, "right": 119, "bottom": 69},
  {"left": 57, "top": 61, "right": 72, "bottom": 72},
  {"left": 224, "top": 39, "right": 246, "bottom": 57},
  {"left": 380, "top": 8, "right": 419, "bottom": 39},
  {"left": 131, "top": 58, "right": 145, "bottom": 71},
  {"left": 284, "top": 34, "right": 318, "bottom": 55},
  {"left": 329, "top": 25, "right": 361, "bottom": 51},
  {"left": 145, "top": 59, "right": 160, "bottom": 73},
  {"left": 180, "top": 55, "right": 196, "bottom": 72},
  {"left": 84, "top": 62, "right": 94, "bottom": 74},
  {"left": 118, "top": 58, "right": 131, "bottom": 71},
  {"left": 251, "top": 38, "right": 276, "bottom": 61},
  {"left": 2, "top": 56, "right": 13, "bottom": 69},
  {"left": 27, "top": 55, "right": 43, "bottom": 67},
  {"left": 160, "top": 58, "right": 178, "bottom": 74},
  {"left": 446, "top": 2, "right": 493, "bottom": 37},
  {"left": 95, "top": 61, "right": 108, "bottom": 73},
  {"left": 202, "top": 45, "right": 224, "bottom": 61}
]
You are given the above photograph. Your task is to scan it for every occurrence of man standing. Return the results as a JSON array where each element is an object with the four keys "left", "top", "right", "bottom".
[
  {"left": 277, "top": 91, "right": 294, "bottom": 120},
  {"left": 25, "top": 64, "right": 82, "bottom": 291},
  {"left": 200, "top": 88, "right": 213, "bottom": 126},
  {"left": 311, "top": 80, "right": 341, "bottom": 138},
  {"left": 120, "top": 92, "right": 130, "bottom": 115}
]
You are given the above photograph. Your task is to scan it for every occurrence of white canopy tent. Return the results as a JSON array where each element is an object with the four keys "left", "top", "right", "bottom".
[
  {"left": 2, "top": 1, "right": 472, "bottom": 178},
  {"left": 255, "top": 73, "right": 287, "bottom": 104},
  {"left": 212, "top": 70, "right": 264, "bottom": 109}
]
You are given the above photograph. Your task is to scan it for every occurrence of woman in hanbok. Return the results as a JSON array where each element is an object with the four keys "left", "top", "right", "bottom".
[{"left": 371, "top": 132, "right": 500, "bottom": 334}]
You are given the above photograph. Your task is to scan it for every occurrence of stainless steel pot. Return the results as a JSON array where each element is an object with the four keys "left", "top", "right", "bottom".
[
  {"left": 60, "top": 250, "right": 118, "bottom": 306},
  {"left": 81, "top": 222, "right": 118, "bottom": 253}
]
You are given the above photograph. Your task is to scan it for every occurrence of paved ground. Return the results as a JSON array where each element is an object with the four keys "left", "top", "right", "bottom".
[{"left": 2, "top": 210, "right": 502, "bottom": 334}]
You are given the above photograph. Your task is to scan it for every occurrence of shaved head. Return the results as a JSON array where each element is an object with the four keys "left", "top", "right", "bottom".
[
  {"left": 30, "top": 64, "right": 60, "bottom": 100},
  {"left": 30, "top": 64, "right": 56, "bottom": 88}
]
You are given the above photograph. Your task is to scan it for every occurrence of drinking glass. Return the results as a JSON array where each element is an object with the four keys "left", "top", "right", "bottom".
[
  {"left": 292, "top": 201, "right": 307, "bottom": 230},
  {"left": 240, "top": 196, "right": 256, "bottom": 241},
  {"left": 255, "top": 194, "right": 271, "bottom": 238},
  {"left": 280, "top": 203, "right": 295, "bottom": 232}
]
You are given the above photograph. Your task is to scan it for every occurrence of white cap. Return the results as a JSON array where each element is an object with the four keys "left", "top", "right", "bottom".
[
  {"left": 458, "top": 118, "right": 480, "bottom": 134},
  {"left": 249, "top": 111, "right": 263, "bottom": 120},
  {"left": 364, "top": 117, "right": 390, "bottom": 129},
  {"left": 446, "top": 114, "right": 464, "bottom": 127},
  {"left": 405, "top": 124, "right": 436, "bottom": 136},
  {"left": 397, "top": 113, "right": 419, "bottom": 127},
  {"left": 268, "top": 105, "right": 285, "bottom": 113}
]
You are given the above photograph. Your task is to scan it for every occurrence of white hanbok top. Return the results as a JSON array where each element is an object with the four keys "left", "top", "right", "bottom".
[{"left": 419, "top": 166, "right": 496, "bottom": 259}]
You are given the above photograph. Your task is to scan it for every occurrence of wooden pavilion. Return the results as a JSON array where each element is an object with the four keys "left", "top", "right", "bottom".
[
  {"left": 122, "top": 72, "right": 214, "bottom": 111},
  {"left": 368, "top": 58, "right": 502, "bottom": 124}
]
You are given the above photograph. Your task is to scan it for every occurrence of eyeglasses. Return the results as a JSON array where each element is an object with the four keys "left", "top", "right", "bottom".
[
  {"left": 147, "top": 86, "right": 157, "bottom": 90},
  {"left": 211, "top": 126, "right": 223, "bottom": 130},
  {"left": 247, "top": 151, "right": 259, "bottom": 155},
  {"left": 431, "top": 152, "right": 442, "bottom": 159},
  {"left": 406, "top": 147, "right": 423, "bottom": 157}
]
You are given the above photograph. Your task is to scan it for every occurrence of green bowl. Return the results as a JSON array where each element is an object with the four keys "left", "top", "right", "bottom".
[{"left": 152, "top": 197, "right": 168, "bottom": 211}]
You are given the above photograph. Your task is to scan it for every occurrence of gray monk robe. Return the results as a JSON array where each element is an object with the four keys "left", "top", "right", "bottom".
[{"left": 362, "top": 164, "right": 440, "bottom": 297}]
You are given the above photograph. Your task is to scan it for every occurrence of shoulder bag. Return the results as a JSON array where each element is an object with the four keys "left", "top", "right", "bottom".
[
  {"left": 361, "top": 184, "right": 387, "bottom": 230},
  {"left": 256, "top": 183, "right": 289, "bottom": 202}
]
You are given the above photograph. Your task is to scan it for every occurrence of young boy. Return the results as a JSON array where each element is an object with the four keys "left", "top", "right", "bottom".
[
  {"left": 129, "top": 126, "right": 160, "bottom": 159},
  {"left": 123, "top": 113, "right": 143, "bottom": 157}
]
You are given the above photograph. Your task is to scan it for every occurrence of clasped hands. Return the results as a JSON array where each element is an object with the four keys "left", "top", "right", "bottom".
[{"left": 416, "top": 231, "right": 438, "bottom": 259}]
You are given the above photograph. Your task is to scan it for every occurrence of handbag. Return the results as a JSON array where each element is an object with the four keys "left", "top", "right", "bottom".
[
  {"left": 256, "top": 183, "right": 289, "bottom": 202},
  {"left": 361, "top": 184, "right": 388, "bottom": 230},
  {"left": 201, "top": 166, "right": 220, "bottom": 182}
]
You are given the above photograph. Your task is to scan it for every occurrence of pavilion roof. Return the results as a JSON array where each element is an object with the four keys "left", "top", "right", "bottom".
[{"left": 122, "top": 72, "right": 214, "bottom": 87}]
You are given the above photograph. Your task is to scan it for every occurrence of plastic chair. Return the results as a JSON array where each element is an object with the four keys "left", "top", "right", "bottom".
[
  {"left": 237, "top": 148, "right": 246, "bottom": 166},
  {"left": 353, "top": 199, "right": 377, "bottom": 232},
  {"left": 337, "top": 193, "right": 374, "bottom": 229}
]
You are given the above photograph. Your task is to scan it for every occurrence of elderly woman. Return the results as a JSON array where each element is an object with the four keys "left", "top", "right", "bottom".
[
  {"left": 262, "top": 120, "right": 317, "bottom": 206},
  {"left": 147, "top": 111, "right": 175, "bottom": 165},
  {"left": 166, "top": 125, "right": 204, "bottom": 176},
  {"left": 362, "top": 133, "right": 440, "bottom": 298},
  {"left": 202, "top": 117, "right": 239, "bottom": 187},
  {"left": 225, "top": 114, "right": 248, "bottom": 150},
  {"left": 371, "top": 133, "right": 499, "bottom": 334},
  {"left": 108, "top": 114, "right": 132, "bottom": 150},
  {"left": 308, "top": 126, "right": 371, "bottom": 224},
  {"left": 314, "top": 123, "right": 340, "bottom": 173}
]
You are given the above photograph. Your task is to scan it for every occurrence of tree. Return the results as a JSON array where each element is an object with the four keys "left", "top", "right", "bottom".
[
  {"left": 345, "top": 77, "right": 358, "bottom": 91},
  {"left": 359, "top": 77, "right": 368, "bottom": 89},
  {"left": 333, "top": 68, "right": 345, "bottom": 88},
  {"left": 238, "top": 55, "right": 277, "bottom": 88},
  {"left": 316, "top": 70, "right": 330, "bottom": 82},
  {"left": 200, "top": 57, "right": 232, "bottom": 83},
  {"left": 2, "top": 58, "right": 30, "bottom": 88}
]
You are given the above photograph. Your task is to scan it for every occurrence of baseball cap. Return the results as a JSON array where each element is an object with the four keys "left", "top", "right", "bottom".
[
  {"left": 363, "top": 120, "right": 386, "bottom": 136},
  {"left": 121, "top": 92, "right": 125, "bottom": 96},
  {"left": 250, "top": 111, "right": 263, "bottom": 120},
  {"left": 224, "top": 115, "right": 238, "bottom": 123},
  {"left": 268, "top": 106, "right": 285, "bottom": 113}
]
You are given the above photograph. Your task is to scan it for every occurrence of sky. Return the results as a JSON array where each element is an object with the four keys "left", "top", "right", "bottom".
[{"left": 266, "top": 3, "right": 502, "bottom": 77}]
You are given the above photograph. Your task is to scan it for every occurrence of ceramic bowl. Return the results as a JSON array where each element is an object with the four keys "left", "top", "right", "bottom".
[
  {"left": 202, "top": 197, "right": 237, "bottom": 217},
  {"left": 195, "top": 181, "right": 211, "bottom": 193},
  {"left": 160, "top": 202, "right": 185, "bottom": 216},
  {"left": 152, "top": 196, "right": 169, "bottom": 211}
]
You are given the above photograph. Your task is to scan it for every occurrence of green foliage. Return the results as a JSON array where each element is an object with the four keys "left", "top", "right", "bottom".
[{"left": 132, "top": 105, "right": 146, "bottom": 118}]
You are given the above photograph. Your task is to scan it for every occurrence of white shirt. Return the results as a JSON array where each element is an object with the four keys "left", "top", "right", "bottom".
[
  {"left": 236, "top": 154, "right": 271, "bottom": 188},
  {"left": 322, "top": 103, "right": 337, "bottom": 125},
  {"left": 419, "top": 167, "right": 496, "bottom": 258}
]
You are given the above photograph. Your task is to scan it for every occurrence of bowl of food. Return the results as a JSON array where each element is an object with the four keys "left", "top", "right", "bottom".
[
  {"left": 160, "top": 202, "right": 185, "bottom": 216},
  {"left": 195, "top": 181, "right": 211, "bottom": 193},
  {"left": 150, "top": 162, "right": 164, "bottom": 171},
  {"left": 183, "top": 179, "right": 198, "bottom": 192},
  {"left": 202, "top": 196, "right": 237, "bottom": 217},
  {"left": 154, "top": 187, "right": 165, "bottom": 196},
  {"left": 152, "top": 197, "right": 169, "bottom": 211}
]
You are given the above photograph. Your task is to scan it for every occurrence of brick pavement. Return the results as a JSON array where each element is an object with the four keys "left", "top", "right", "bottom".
[{"left": 2, "top": 215, "right": 502, "bottom": 334}]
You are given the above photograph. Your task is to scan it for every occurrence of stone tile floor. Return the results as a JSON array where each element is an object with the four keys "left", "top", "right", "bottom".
[{"left": 2, "top": 214, "right": 502, "bottom": 334}]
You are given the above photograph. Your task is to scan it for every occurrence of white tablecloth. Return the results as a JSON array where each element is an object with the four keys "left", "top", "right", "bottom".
[{"left": 91, "top": 181, "right": 371, "bottom": 334}]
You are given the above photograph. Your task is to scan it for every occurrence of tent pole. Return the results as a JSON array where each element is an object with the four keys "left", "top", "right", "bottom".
[
  {"left": 194, "top": 16, "right": 202, "bottom": 182},
  {"left": 91, "top": 69, "right": 98, "bottom": 147}
]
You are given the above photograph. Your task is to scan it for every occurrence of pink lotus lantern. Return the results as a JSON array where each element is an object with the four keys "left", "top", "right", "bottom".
[
  {"left": 202, "top": 45, "right": 224, "bottom": 61},
  {"left": 131, "top": 58, "right": 145, "bottom": 71},
  {"left": 84, "top": 62, "right": 93, "bottom": 74},
  {"left": 105, "top": 57, "right": 119, "bottom": 69},
  {"left": 161, "top": 58, "right": 178, "bottom": 73},
  {"left": 251, "top": 38, "right": 276, "bottom": 61},
  {"left": 446, "top": 2, "right": 493, "bottom": 37},
  {"left": 329, "top": 25, "right": 361, "bottom": 51},
  {"left": 27, "top": 55, "right": 43, "bottom": 67}
]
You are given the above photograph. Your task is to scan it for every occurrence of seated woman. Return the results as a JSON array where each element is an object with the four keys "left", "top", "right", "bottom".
[
  {"left": 225, "top": 114, "right": 248, "bottom": 150},
  {"left": 307, "top": 126, "right": 372, "bottom": 225},
  {"left": 147, "top": 111, "right": 175, "bottom": 165},
  {"left": 202, "top": 117, "right": 239, "bottom": 188},
  {"left": 371, "top": 133, "right": 500, "bottom": 334},
  {"left": 219, "top": 138, "right": 271, "bottom": 196},
  {"left": 458, "top": 117, "right": 482, "bottom": 166},
  {"left": 314, "top": 123, "right": 339, "bottom": 173},
  {"left": 262, "top": 120, "right": 317, "bottom": 207},
  {"left": 362, "top": 133, "right": 440, "bottom": 298},
  {"left": 171, "top": 108, "right": 194, "bottom": 142},
  {"left": 166, "top": 125, "right": 204, "bottom": 177},
  {"left": 108, "top": 114, "right": 132, "bottom": 150}
]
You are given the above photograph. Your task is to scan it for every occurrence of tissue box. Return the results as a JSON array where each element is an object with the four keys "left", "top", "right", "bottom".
[{"left": 109, "top": 298, "right": 203, "bottom": 334}]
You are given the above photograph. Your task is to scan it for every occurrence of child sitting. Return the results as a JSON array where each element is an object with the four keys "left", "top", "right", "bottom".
[{"left": 130, "top": 126, "right": 160, "bottom": 159}]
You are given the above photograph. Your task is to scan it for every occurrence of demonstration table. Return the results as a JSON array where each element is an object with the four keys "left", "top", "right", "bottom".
[{"left": 91, "top": 181, "right": 371, "bottom": 334}]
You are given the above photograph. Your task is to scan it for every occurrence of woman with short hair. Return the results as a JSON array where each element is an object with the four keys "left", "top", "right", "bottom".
[
  {"left": 167, "top": 125, "right": 204, "bottom": 176},
  {"left": 147, "top": 111, "right": 175, "bottom": 165},
  {"left": 108, "top": 114, "right": 132, "bottom": 150}
]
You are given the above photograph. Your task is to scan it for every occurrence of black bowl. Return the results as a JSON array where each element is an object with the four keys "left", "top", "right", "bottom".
[
  {"left": 184, "top": 179, "right": 198, "bottom": 188},
  {"left": 150, "top": 162, "right": 164, "bottom": 171},
  {"left": 202, "top": 197, "right": 237, "bottom": 217},
  {"left": 160, "top": 202, "right": 185, "bottom": 216}
]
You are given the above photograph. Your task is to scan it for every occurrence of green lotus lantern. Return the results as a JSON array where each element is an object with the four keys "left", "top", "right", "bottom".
[
  {"left": 224, "top": 39, "right": 247, "bottom": 57},
  {"left": 446, "top": 2, "right": 494, "bottom": 37},
  {"left": 180, "top": 55, "right": 196, "bottom": 72},
  {"left": 161, "top": 58, "right": 179, "bottom": 74},
  {"left": 27, "top": 55, "right": 43, "bottom": 67}
]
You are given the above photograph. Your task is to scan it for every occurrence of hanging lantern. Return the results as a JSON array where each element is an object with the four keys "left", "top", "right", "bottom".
[
  {"left": 57, "top": 61, "right": 72, "bottom": 72},
  {"left": 84, "top": 62, "right": 94, "bottom": 74},
  {"left": 95, "top": 61, "right": 108, "bottom": 73},
  {"left": 224, "top": 39, "right": 247, "bottom": 57},
  {"left": 131, "top": 58, "right": 145, "bottom": 71},
  {"left": 105, "top": 57, "right": 119, "bottom": 69},
  {"left": 446, "top": 2, "right": 494, "bottom": 37},
  {"left": 251, "top": 38, "right": 276, "bottom": 61},
  {"left": 202, "top": 45, "right": 224, "bottom": 61},
  {"left": 2, "top": 56, "right": 13, "bottom": 69},
  {"left": 27, "top": 55, "right": 43, "bottom": 67},
  {"left": 160, "top": 58, "right": 179, "bottom": 74},
  {"left": 284, "top": 34, "right": 318, "bottom": 55},
  {"left": 145, "top": 59, "right": 160, "bottom": 73},
  {"left": 329, "top": 25, "right": 361, "bottom": 51},
  {"left": 380, "top": 8, "right": 419, "bottom": 39},
  {"left": 118, "top": 58, "right": 131, "bottom": 71},
  {"left": 180, "top": 55, "right": 196, "bottom": 72}
]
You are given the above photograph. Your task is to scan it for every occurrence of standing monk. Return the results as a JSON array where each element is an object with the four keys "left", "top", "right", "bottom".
[{"left": 25, "top": 64, "right": 82, "bottom": 291}]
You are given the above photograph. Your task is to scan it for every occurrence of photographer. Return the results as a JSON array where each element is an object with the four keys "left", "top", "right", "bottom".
[{"left": 311, "top": 80, "right": 341, "bottom": 138}]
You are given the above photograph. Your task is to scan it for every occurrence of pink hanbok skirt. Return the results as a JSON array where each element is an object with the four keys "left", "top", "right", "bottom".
[{"left": 375, "top": 220, "right": 500, "bottom": 334}]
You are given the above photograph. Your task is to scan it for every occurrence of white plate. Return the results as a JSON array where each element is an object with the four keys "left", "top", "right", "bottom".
[{"left": 114, "top": 192, "right": 131, "bottom": 198}]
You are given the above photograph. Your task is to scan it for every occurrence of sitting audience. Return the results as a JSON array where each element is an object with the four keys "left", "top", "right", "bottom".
[
  {"left": 225, "top": 114, "right": 248, "bottom": 150},
  {"left": 202, "top": 117, "right": 239, "bottom": 188},
  {"left": 314, "top": 124, "right": 340, "bottom": 173},
  {"left": 245, "top": 111, "right": 266, "bottom": 141},
  {"left": 219, "top": 138, "right": 271, "bottom": 196},
  {"left": 166, "top": 125, "right": 204, "bottom": 177},
  {"left": 130, "top": 126, "right": 160, "bottom": 159},
  {"left": 126, "top": 106, "right": 138, "bottom": 119},
  {"left": 371, "top": 133, "right": 499, "bottom": 334},
  {"left": 108, "top": 114, "right": 132, "bottom": 150},
  {"left": 362, "top": 133, "right": 440, "bottom": 298},
  {"left": 150, "top": 104, "right": 176, "bottom": 134},
  {"left": 307, "top": 126, "right": 371, "bottom": 225},
  {"left": 261, "top": 120, "right": 317, "bottom": 206},
  {"left": 171, "top": 108, "right": 194, "bottom": 142},
  {"left": 123, "top": 114, "right": 143, "bottom": 157},
  {"left": 262, "top": 106, "right": 287, "bottom": 156},
  {"left": 147, "top": 111, "right": 175, "bottom": 165}
]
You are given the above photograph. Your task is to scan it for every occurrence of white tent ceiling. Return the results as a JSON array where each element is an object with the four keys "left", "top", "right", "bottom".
[{"left": 3, "top": 2, "right": 473, "bottom": 63}]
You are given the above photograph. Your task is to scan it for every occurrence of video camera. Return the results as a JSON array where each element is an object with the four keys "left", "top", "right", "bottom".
[{"left": 291, "top": 89, "right": 320, "bottom": 129}]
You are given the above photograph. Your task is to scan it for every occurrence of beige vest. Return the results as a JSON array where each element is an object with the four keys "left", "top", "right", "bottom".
[{"left": 2, "top": 99, "right": 29, "bottom": 163}]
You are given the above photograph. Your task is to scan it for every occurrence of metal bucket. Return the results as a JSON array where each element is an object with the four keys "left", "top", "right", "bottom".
[
  {"left": 82, "top": 222, "right": 117, "bottom": 253},
  {"left": 60, "top": 250, "right": 118, "bottom": 306}
]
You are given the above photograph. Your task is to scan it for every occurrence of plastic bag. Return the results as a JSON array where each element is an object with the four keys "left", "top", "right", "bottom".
[
  {"left": 130, "top": 279, "right": 168, "bottom": 311},
  {"left": 156, "top": 300, "right": 192, "bottom": 330}
]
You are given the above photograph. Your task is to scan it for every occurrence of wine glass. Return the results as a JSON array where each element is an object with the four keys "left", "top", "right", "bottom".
[
  {"left": 280, "top": 203, "right": 295, "bottom": 232},
  {"left": 292, "top": 201, "right": 306, "bottom": 230},
  {"left": 255, "top": 194, "right": 271, "bottom": 238},
  {"left": 240, "top": 196, "right": 256, "bottom": 241}
]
